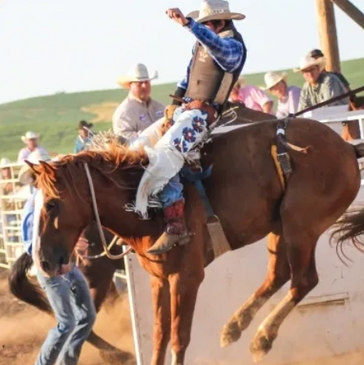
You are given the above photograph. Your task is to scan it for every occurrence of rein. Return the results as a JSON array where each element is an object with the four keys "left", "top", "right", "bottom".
[{"left": 83, "top": 162, "right": 132, "bottom": 260}]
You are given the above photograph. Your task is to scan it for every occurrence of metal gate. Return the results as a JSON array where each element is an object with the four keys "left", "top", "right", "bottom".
[{"left": 0, "top": 162, "right": 33, "bottom": 269}]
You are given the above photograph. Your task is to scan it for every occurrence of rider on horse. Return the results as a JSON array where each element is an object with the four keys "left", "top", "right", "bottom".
[{"left": 135, "top": 0, "right": 247, "bottom": 255}]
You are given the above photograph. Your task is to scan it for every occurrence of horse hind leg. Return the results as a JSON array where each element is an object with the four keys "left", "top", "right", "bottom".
[
  {"left": 221, "top": 231, "right": 290, "bottom": 348},
  {"left": 249, "top": 228, "right": 319, "bottom": 363}
]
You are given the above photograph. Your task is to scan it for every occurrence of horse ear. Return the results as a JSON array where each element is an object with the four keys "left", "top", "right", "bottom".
[
  {"left": 25, "top": 160, "right": 41, "bottom": 175},
  {"left": 39, "top": 160, "right": 55, "bottom": 175}
]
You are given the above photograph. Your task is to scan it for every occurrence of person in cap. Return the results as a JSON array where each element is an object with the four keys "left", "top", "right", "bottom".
[
  {"left": 74, "top": 120, "right": 93, "bottom": 153},
  {"left": 295, "top": 55, "right": 349, "bottom": 112},
  {"left": 230, "top": 75, "right": 274, "bottom": 114},
  {"left": 17, "top": 131, "right": 48, "bottom": 164},
  {"left": 19, "top": 149, "right": 96, "bottom": 365},
  {"left": 309, "top": 49, "right": 350, "bottom": 92},
  {"left": 112, "top": 63, "right": 165, "bottom": 139},
  {"left": 134, "top": 0, "right": 247, "bottom": 255},
  {"left": 262, "top": 71, "right": 301, "bottom": 118}
]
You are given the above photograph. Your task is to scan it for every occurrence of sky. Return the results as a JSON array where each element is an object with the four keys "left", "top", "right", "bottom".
[{"left": 0, "top": 0, "right": 363, "bottom": 104}]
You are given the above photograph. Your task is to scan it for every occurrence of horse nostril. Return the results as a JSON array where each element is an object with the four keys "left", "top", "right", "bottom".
[{"left": 40, "top": 261, "right": 51, "bottom": 273}]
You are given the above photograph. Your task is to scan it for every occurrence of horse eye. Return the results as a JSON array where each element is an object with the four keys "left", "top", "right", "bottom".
[{"left": 45, "top": 201, "right": 56, "bottom": 211}]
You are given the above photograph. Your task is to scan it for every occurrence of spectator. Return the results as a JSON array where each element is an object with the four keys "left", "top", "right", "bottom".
[
  {"left": 295, "top": 55, "right": 348, "bottom": 112},
  {"left": 262, "top": 71, "right": 301, "bottom": 118},
  {"left": 230, "top": 75, "right": 274, "bottom": 114},
  {"left": 17, "top": 131, "right": 48, "bottom": 163},
  {"left": 112, "top": 63, "right": 165, "bottom": 139},
  {"left": 74, "top": 120, "right": 93, "bottom": 153},
  {"left": 309, "top": 49, "right": 350, "bottom": 92},
  {"left": 0, "top": 157, "right": 13, "bottom": 195}
]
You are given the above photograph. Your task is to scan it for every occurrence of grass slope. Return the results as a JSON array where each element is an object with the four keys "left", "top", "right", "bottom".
[{"left": 1, "top": 58, "right": 363, "bottom": 160}]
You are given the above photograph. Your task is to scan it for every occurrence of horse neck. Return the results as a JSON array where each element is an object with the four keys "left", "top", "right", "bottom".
[{"left": 87, "top": 165, "right": 163, "bottom": 250}]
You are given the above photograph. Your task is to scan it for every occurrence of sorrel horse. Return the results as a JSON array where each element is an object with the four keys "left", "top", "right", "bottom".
[
  {"left": 24, "top": 117, "right": 364, "bottom": 364},
  {"left": 8, "top": 221, "right": 134, "bottom": 364}
]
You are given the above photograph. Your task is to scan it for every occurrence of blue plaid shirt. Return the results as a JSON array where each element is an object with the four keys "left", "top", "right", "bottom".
[{"left": 178, "top": 18, "right": 246, "bottom": 90}]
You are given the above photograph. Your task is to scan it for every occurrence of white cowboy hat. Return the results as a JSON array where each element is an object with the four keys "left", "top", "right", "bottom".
[
  {"left": 294, "top": 55, "right": 326, "bottom": 73},
  {"left": 186, "top": 0, "right": 245, "bottom": 23},
  {"left": 18, "top": 149, "right": 52, "bottom": 185},
  {"left": 21, "top": 131, "right": 40, "bottom": 144},
  {"left": 117, "top": 63, "right": 158, "bottom": 89},
  {"left": 0, "top": 157, "right": 11, "bottom": 167},
  {"left": 262, "top": 71, "right": 287, "bottom": 90}
]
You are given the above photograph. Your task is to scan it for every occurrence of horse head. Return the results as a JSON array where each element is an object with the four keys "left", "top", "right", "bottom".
[{"left": 30, "top": 145, "right": 149, "bottom": 276}]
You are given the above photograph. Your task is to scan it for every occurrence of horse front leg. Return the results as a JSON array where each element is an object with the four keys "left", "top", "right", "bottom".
[
  {"left": 150, "top": 276, "right": 172, "bottom": 365},
  {"left": 84, "top": 265, "right": 134, "bottom": 364},
  {"left": 169, "top": 271, "right": 204, "bottom": 365}
]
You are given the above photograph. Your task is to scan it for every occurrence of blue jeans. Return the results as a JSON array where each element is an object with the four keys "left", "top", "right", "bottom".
[
  {"left": 36, "top": 265, "right": 96, "bottom": 365},
  {"left": 159, "top": 173, "right": 184, "bottom": 208}
]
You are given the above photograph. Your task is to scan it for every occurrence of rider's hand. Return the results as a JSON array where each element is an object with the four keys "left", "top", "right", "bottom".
[
  {"left": 166, "top": 8, "right": 190, "bottom": 26},
  {"left": 75, "top": 237, "right": 89, "bottom": 255}
]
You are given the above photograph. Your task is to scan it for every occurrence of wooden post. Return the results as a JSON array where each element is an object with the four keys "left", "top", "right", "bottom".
[
  {"left": 330, "top": 0, "right": 364, "bottom": 29},
  {"left": 315, "top": 0, "right": 341, "bottom": 72}
]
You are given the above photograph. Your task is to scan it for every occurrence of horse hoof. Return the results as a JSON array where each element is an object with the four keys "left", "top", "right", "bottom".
[
  {"left": 249, "top": 332, "right": 272, "bottom": 363},
  {"left": 99, "top": 349, "right": 136, "bottom": 364},
  {"left": 220, "top": 320, "right": 241, "bottom": 347}
]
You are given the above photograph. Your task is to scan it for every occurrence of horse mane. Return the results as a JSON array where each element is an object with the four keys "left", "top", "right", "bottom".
[{"left": 36, "top": 138, "right": 148, "bottom": 199}]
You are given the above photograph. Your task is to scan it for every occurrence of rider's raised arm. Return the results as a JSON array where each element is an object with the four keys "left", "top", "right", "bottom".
[
  {"left": 172, "top": 45, "right": 195, "bottom": 105},
  {"left": 184, "top": 18, "right": 244, "bottom": 72}
]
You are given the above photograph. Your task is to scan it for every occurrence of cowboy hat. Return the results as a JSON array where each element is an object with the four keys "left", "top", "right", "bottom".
[
  {"left": 186, "top": 0, "right": 245, "bottom": 23},
  {"left": 262, "top": 71, "right": 287, "bottom": 90},
  {"left": 309, "top": 49, "right": 324, "bottom": 59},
  {"left": 21, "top": 131, "right": 40, "bottom": 144},
  {"left": 18, "top": 149, "right": 52, "bottom": 185},
  {"left": 78, "top": 120, "right": 93, "bottom": 130},
  {"left": 117, "top": 63, "right": 158, "bottom": 89},
  {"left": 0, "top": 157, "right": 11, "bottom": 167},
  {"left": 294, "top": 55, "right": 326, "bottom": 73}
]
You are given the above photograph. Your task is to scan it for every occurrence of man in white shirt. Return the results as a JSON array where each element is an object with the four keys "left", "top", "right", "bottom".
[
  {"left": 112, "top": 64, "right": 165, "bottom": 139},
  {"left": 17, "top": 131, "right": 48, "bottom": 163}
]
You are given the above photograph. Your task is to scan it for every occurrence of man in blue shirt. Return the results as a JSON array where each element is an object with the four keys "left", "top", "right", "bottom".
[
  {"left": 20, "top": 152, "right": 96, "bottom": 365},
  {"left": 135, "top": 0, "right": 247, "bottom": 255},
  {"left": 74, "top": 120, "right": 93, "bottom": 154}
]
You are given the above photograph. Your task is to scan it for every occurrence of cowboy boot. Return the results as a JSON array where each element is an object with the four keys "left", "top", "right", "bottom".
[{"left": 147, "top": 200, "right": 190, "bottom": 255}]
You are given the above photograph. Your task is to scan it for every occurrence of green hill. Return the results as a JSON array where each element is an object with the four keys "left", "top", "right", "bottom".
[{"left": 1, "top": 58, "right": 363, "bottom": 161}]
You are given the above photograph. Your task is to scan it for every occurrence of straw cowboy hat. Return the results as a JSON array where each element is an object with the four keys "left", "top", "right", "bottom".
[
  {"left": 21, "top": 131, "right": 40, "bottom": 144},
  {"left": 18, "top": 149, "right": 52, "bottom": 185},
  {"left": 117, "top": 63, "right": 158, "bottom": 89},
  {"left": 186, "top": 0, "right": 245, "bottom": 23},
  {"left": 262, "top": 71, "right": 287, "bottom": 90},
  {"left": 294, "top": 55, "right": 326, "bottom": 73},
  {"left": 0, "top": 157, "right": 11, "bottom": 167}
]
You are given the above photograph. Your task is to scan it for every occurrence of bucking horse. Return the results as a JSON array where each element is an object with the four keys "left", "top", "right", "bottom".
[{"left": 12, "top": 111, "right": 364, "bottom": 364}]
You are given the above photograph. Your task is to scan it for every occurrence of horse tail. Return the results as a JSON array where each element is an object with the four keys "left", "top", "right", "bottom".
[
  {"left": 8, "top": 253, "right": 52, "bottom": 314},
  {"left": 330, "top": 208, "right": 364, "bottom": 264},
  {"left": 352, "top": 143, "right": 364, "bottom": 159}
]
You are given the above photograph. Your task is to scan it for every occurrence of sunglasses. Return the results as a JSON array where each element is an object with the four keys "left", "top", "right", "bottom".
[{"left": 303, "top": 67, "right": 318, "bottom": 74}]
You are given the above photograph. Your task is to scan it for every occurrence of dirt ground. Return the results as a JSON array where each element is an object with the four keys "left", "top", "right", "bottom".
[{"left": 0, "top": 269, "right": 135, "bottom": 365}]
